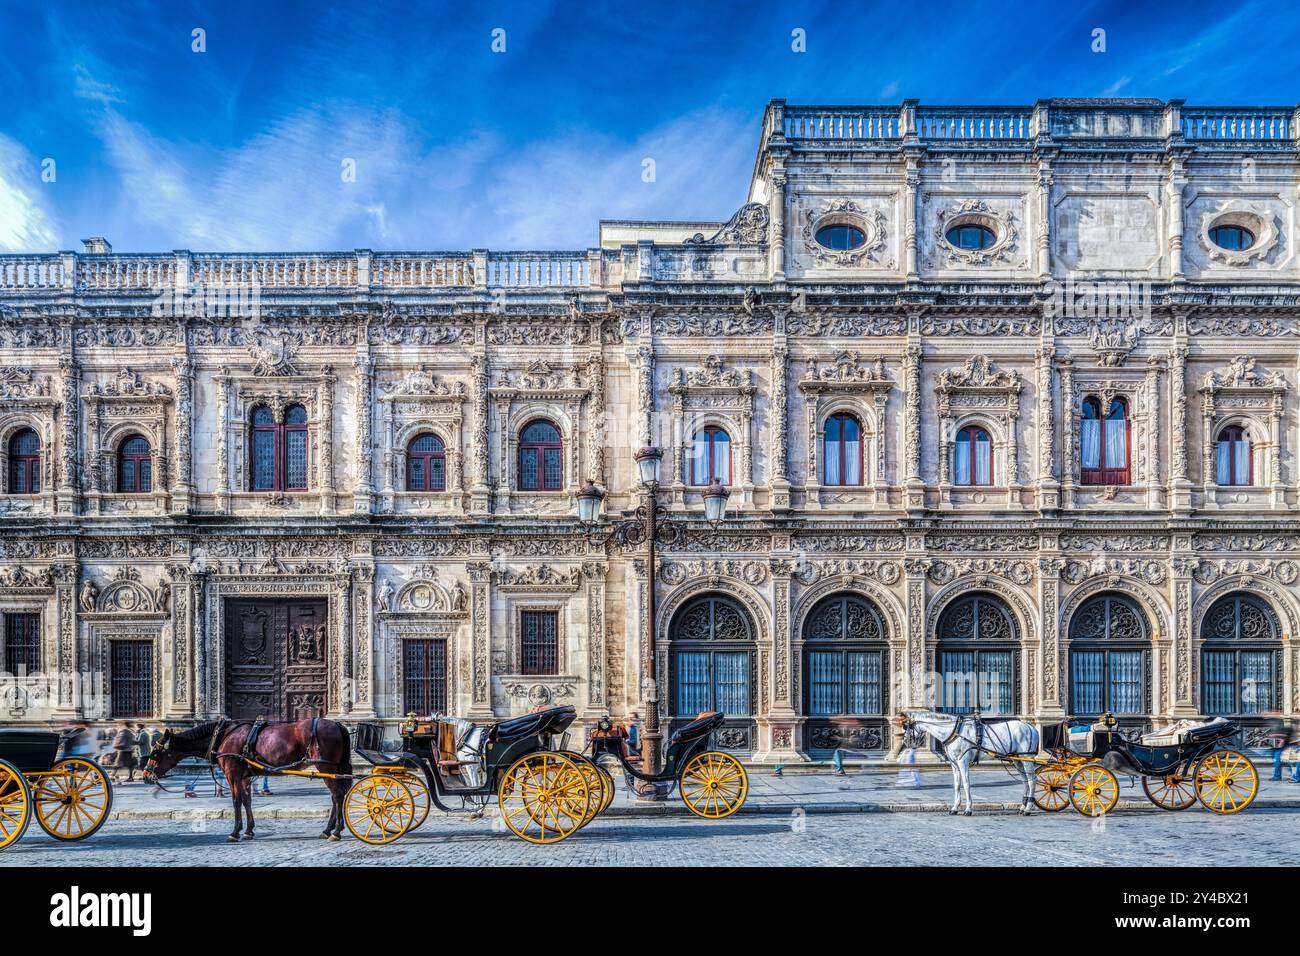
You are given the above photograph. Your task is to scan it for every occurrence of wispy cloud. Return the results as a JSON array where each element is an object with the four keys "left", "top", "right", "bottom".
[{"left": 0, "top": 135, "right": 58, "bottom": 252}]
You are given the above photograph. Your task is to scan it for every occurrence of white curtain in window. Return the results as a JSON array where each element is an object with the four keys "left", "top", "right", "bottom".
[
  {"left": 1233, "top": 437, "right": 1250, "bottom": 485},
  {"left": 844, "top": 430, "right": 861, "bottom": 484},
  {"left": 974, "top": 433, "right": 992, "bottom": 485},
  {"left": 954, "top": 435, "right": 971, "bottom": 484},
  {"left": 1081, "top": 418, "right": 1101, "bottom": 469},
  {"left": 825, "top": 435, "right": 841, "bottom": 485},
  {"left": 691, "top": 431, "right": 709, "bottom": 485},
  {"left": 1215, "top": 440, "right": 1231, "bottom": 485},
  {"left": 1104, "top": 417, "right": 1126, "bottom": 472},
  {"left": 713, "top": 431, "right": 730, "bottom": 484}
]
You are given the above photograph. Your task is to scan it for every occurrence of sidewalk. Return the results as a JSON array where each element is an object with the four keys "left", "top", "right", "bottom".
[{"left": 111, "top": 762, "right": 1300, "bottom": 820}]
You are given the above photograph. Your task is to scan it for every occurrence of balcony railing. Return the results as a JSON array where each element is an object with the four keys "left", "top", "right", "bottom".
[
  {"left": 371, "top": 254, "right": 474, "bottom": 288},
  {"left": 0, "top": 256, "right": 65, "bottom": 290},
  {"left": 916, "top": 108, "right": 1031, "bottom": 140},
  {"left": 486, "top": 252, "right": 589, "bottom": 288},
  {"left": 784, "top": 108, "right": 900, "bottom": 140},
  {"left": 1182, "top": 108, "right": 1293, "bottom": 141},
  {"left": 192, "top": 253, "right": 359, "bottom": 289}
]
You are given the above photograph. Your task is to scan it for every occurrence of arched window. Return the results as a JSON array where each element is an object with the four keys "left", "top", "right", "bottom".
[
  {"left": 936, "top": 594, "right": 1017, "bottom": 715},
  {"left": 7, "top": 428, "right": 40, "bottom": 494},
  {"left": 406, "top": 433, "right": 445, "bottom": 491},
  {"left": 518, "top": 420, "right": 562, "bottom": 491},
  {"left": 249, "top": 404, "right": 309, "bottom": 492},
  {"left": 690, "top": 425, "right": 731, "bottom": 486},
  {"left": 117, "top": 435, "right": 153, "bottom": 493},
  {"left": 824, "top": 414, "right": 862, "bottom": 486},
  {"left": 1201, "top": 594, "right": 1280, "bottom": 716},
  {"left": 953, "top": 426, "right": 993, "bottom": 485},
  {"left": 803, "top": 595, "right": 886, "bottom": 719},
  {"left": 670, "top": 595, "right": 755, "bottom": 751},
  {"left": 1068, "top": 594, "right": 1148, "bottom": 716},
  {"left": 1215, "top": 425, "right": 1252, "bottom": 486},
  {"left": 1080, "top": 397, "right": 1130, "bottom": 485}
]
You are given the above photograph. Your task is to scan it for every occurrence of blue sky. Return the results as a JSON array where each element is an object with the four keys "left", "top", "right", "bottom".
[{"left": 1, "top": 0, "right": 1297, "bottom": 253}]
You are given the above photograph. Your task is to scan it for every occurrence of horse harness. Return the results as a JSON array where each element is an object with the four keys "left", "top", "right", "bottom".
[{"left": 208, "top": 717, "right": 327, "bottom": 773}]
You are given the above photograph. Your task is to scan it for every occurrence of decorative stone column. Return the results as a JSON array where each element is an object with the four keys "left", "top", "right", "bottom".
[
  {"left": 903, "top": 558, "right": 930, "bottom": 709},
  {"left": 353, "top": 352, "right": 375, "bottom": 514},
  {"left": 1165, "top": 152, "right": 1189, "bottom": 280},
  {"left": 1168, "top": 343, "right": 1192, "bottom": 514},
  {"left": 56, "top": 350, "right": 80, "bottom": 516},
  {"left": 1034, "top": 152, "right": 1056, "bottom": 279},
  {"left": 317, "top": 368, "right": 336, "bottom": 515},
  {"left": 170, "top": 349, "right": 194, "bottom": 513},
  {"left": 1170, "top": 557, "right": 1198, "bottom": 717},
  {"left": 765, "top": 557, "right": 803, "bottom": 762},
  {"left": 903, "top": 151, "right": 922, "bottom": 280},
  {"left": 351, "top": 562, "right": 376, "bottom": 717},
  {"left": 769, "top": 334, "right": 791, "bottom": 511},
  {"left": 903, "top": 343, "right": 924, "bottom": 511},
  {"left": 216, "top": 370, "right": 232, "bottom": 512},
  {"left": 467, "top": 562, "right": 494, "bottom": 718},
  {"left": 767, "top": 156, "right": 788, "bottom": 281},
  {"left": 165, "top": 562, "right": 193, "bottom": 718},
  {"left": 1036, "top": 346, "right": 1059, "bottom": 511},
  {"left": 635, "top": 344, "right": 656, "bottom": 449},
  {"left": 52, "top": 563, "right": 79, "bottom": 717},
  {"left": 192, "top": 570, "right": 210, "bottom": 717},
  {"left": 1037, "top": 556, "right": 1065, "bottom": 719},
  {"left": 469, "top": 353, "right": 491, "bottom": 515},
  {"left": 1059, "top": 359, "right": 1077, "bottom": 509}
]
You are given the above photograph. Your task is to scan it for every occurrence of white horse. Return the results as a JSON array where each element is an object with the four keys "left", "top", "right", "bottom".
[{"left": 901, "top": 709, "right": 1039, "bottom": 815}]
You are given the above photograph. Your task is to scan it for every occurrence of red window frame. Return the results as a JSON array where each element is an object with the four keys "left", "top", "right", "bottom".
[
  {"left": 690, "top": 425, "right": 732, "bottom": 486},
  {"left": 7, "top": 428, "right": 40, "bottom": 494},
  {"left": 1080, "top": 397, "right": 1131, "bottom": 486},
  {"left": 406, "top": 433, "right": 446, "bottom": 491},
  {"left": 824, "top": 413, "right": 863, "bottom": 486},
  {"left": 954, "top": 426, "right": 993, "bottom": 486},
  {"left": 117, "top": 434, "right": 153, "bottom": 493},
  {"left": 1216, "top": 425, "right": 1253, "bottom": 486},
  {"left": 518, "top": 420, "right": 563, "bottom": 491},
  {"left": 250, "top": 405, "right": 308, "bottom": 492}
]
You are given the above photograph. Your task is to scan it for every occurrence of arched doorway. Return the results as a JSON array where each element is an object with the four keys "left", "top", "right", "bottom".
[
  {"left": 668, "top": 594, "right": 756, "bottom": 754},
  {"left": 801, "top": 593, "right": 889, "bottom": 756},
  {"left": 935, "top": 593, "right": 1019, "bottom": 715},
  {"left": 1067, "top": 593, "right": 1151, "bottom": 734},
  {"left": 1201, "top": 593, "right": 1282, "bottom": 748}
]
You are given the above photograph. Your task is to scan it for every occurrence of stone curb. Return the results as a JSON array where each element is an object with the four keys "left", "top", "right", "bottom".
[{"left": 109, "top": 796, "right": 1300, "bottom": 821}]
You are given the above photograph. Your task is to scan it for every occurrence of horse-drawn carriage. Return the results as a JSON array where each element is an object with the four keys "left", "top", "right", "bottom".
[
  {"left": 346, "top": 704, "right": 602, "bottom": 845},
  {"left": 0, "top": 728, "right": 113, "bottom": 850},
  {"left": 1033, "top": 713, "right": 1258, "bottom": 815},
  {"left": 586, "top": 711, "right": 748, "bottom": 818},
  {"left": 343, "top": 707, "right": 748, "bottom": 844}
]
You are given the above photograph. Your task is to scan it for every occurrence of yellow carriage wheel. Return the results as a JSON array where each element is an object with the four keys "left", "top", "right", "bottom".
[
  {"left": 1032, "top": 764, "right": 1071, "bottom": 812},
  {"left": 596, "top": 764, "right": 616, "bottom": 813},
  {"left": 0, "top": 758, "right": 31, "bottom": 851},
  {"left": 497, "top": 752, "right": 589, "bottom": 844},
  {"left": 1068, "top": 764, "right": 1119, "bottom": 816},
  {"left": 679, "top": 751, "right": 748, "bottom": 819},
  {"left": 401, "top": 774, "right": 431, "bottom": 831},
  {"left": 559, "top": 752, "right": 604, "bottom": 827},
  {"left": 34, "top": 758, "right": 113, "bottom": 841},
  {"left": 1193, "top": 750, "right": 1258, "bottom": 814},
  {"left": 1142, "top": 771, "right": 1197, "bottom": 811},
  {"left": 344, "top": 774, "right": 415, "bottom": 845}
]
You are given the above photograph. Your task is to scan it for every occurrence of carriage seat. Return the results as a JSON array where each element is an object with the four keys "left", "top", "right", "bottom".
[
  {"left": 1140, "top": 717, "right": 1232, "bottom": 747},
  {"left": 668, "top": 712, "right": 723, "bottom": 748}
]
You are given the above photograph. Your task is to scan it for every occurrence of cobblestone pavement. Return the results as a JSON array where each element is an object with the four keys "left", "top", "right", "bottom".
[{"left": 3, "top": 805, "right": 1297, "bottom": 866}]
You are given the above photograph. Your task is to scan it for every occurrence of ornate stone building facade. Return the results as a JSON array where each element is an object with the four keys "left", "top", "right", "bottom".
[{"left": 0, "top": 98, "right": 1298, "bottom": 760}]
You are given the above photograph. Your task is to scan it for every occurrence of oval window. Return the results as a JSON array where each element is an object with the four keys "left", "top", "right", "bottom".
[
  {"left": 1208, "top": 224, "right": 1255, "bottom": 251},
  {"left": 814, "top": 223, "right": 866, "bottom": 251},
  {"left": 946, "top": 223, "right": 997, "bottom": 250}
]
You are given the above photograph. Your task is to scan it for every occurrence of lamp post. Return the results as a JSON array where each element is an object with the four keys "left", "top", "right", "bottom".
[{"left": 577, "top": 445, "right": 729, "bottom": 791}]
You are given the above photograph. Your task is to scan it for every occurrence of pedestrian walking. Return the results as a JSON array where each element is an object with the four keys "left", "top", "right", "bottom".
[
  {"left": 110, "top": 721, "right": 137, "bottom": 783},
  {"left": 625, "top": 712, "right": 640, "bottom": 757},
  {"left": 134, "top": 723, "right": 153, "bottom": 770}
]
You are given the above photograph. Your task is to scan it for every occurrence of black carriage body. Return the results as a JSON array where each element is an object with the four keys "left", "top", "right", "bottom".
[
  {"left": 390, "top": 705, "right": 579, "bottom": 811},
  {"left": 1058, "top": 717, "right": 1238, "bottom": 777},
  {"left": 590, "top": 712, "right": 724, "bottom": 784},
  {"left": 0, "top": 729, "right": 61, "bottom": 773}
]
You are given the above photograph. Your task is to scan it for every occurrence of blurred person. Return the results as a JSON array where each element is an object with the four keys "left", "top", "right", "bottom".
[{"left": 110, "top": 721, "right": 137, "bottom": 783}]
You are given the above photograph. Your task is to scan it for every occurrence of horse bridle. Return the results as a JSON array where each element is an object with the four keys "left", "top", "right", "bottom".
[{"left": 143, "top": 718, "right": 229, "bottom": 782}]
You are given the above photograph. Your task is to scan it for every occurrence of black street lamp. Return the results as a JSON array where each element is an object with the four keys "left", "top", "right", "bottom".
[{"left": 577, "top": 445, "right": 729, "bottom": 792}]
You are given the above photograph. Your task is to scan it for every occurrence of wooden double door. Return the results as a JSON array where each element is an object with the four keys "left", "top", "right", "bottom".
[{"left": 225, "top": 599, "right": 328, "bottom": 720}]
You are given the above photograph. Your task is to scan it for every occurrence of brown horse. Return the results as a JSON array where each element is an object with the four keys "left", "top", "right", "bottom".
[{"left": 144, "top": 719, "right": 352, "bottom": 842}]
